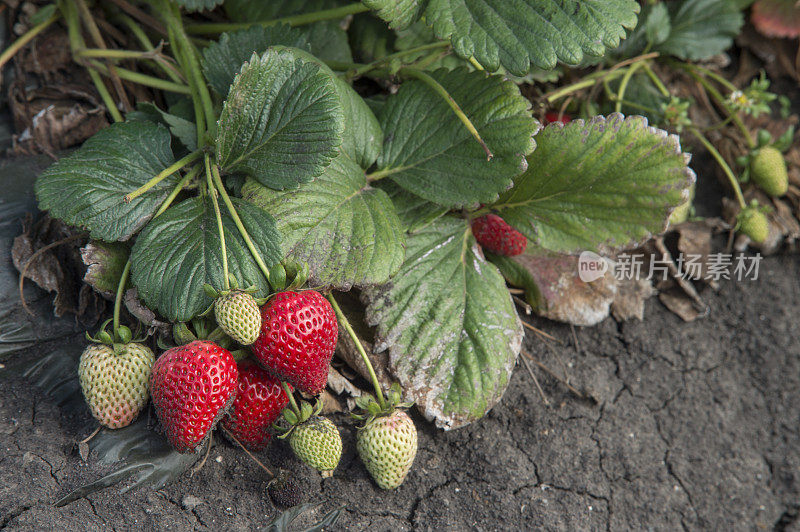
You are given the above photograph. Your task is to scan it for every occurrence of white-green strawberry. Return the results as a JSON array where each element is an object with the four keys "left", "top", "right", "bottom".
[
  {"left": 214, "top": 291, "right": 261, "bottom": 345},
  {"left": 357, "top": 409, "right": 418, "bottom": 489},
  {"left": 289, "top": 415, "right": 342, "bottom": 476},
  {"left": 738, "top": 208, "right": 770, "bottom": 243},
  {"left": 750, "top": 146, "right": 788, "bottom": 197},
  {"left": 78, "top": 342, "right": 155, "bottom": 429}
]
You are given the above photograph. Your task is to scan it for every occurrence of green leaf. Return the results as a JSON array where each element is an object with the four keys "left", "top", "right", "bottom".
[
  {"left": 202, "top": 24, "right": 349, "bottom": 96},
  {"left": 224, "top": 0, "right": 353, "bottom": 62},
  {"left": 175, "top": 0, "right": 223, "bottom": 12},
  {"left": 215, "top": 48, "right": 345, "bottom": 190},
  {"left": 362, "top": 216, "right": 523, "bottom": 429},
  {"left": 656, "top": 0, "right": 744, "bottom": 60},
  {"left": 331, "top": 74, "right": 383, "bottom": 168},
  {"left": 292, "top": 46, "right": 384, "bottom": 168},
  {"left": 242, "top": 153, "right": 404, "bottom": 290},
  {"left": 424, "top": 0, "right": 639, "bottom": 75},
  {"left": 363, "top": 0, "right": 426, "bottom": 30},
  {"left": 492, "top": 114, "right": 696, "bottom": 255},
  {"left": 81, "top": 241, "right": 130, "bottom": 299},
  {"left": 375, "top": 68, "right": 538, "bottom": 208},
  {"left": 130, "top": 196, "right": 281, "bottom": 322},
  {"left": 375, "top": 180, "right": 447, "bottom": 232},
  {"left": 34, "top": 121, "right": 178, "bottom": 242},
  {"left": 348, "top": 14, "right": 396, "bottom": 63},
  {"left": 128, "top": 102, "right": 197, "bottom": 152}
]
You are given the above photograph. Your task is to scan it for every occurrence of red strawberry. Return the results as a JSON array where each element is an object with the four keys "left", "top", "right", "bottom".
[
  {"left": 251, "top": 290, "right": 337, "bottom": 395},
  {"left": 150, "top": 340, "right": 238, "bottom": 453},
  {"left": 545, "top": 111, "right": 572, "bottom": 124},
  {"left": 222, "top": 360, "right": 289, "bottom": 451},
  {"left": 471, "top": 214, "right": 527, "bottom": 256}
]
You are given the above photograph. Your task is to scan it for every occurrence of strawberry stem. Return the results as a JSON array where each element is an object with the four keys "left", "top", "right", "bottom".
[
  {"left": 220, "top": 425, "right": 274, "bottom": 478},
  {"left": 0, "top": 10, "right": 59, "bottom": 71},
  {"left": 326, "top": 294, "right": 387, "bottom": 410},
  {"left": 399, "top": 67, "right": 493, "bottom": 160},
  {"left": 211, "top": 164, "right": 272, "bottom": 285},
  {"left": 112, "top": 260, "right": 132, "bottom": 343},
  {"left": 282, "top": 382, "right": 301, "bottom": 417},
  {"left": 690, "top": 128, "right": 746, "bottom": 209},
  {"left": 205, "top": 155, "right": 229, "bottom": 291},
  {"left": 184, "top": 3, "right": 370, "bottom": 35},
  {"left": 124, "top": 150, "right": 202, "bottom": 203}
]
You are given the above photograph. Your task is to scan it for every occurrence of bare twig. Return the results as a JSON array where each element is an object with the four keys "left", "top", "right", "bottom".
[
  {"left": 79, "top": 426, "right": 101, "bottom": 444},
  {"left": 521, "top": 349, "right": 586, "bottom": 400},
  {"left": 220, "top": 425, "right": 274, "bottom": 478},
  {"left": 521, "top": 320, "right": 562, "bottom": 344},
  {"left": 191, "top": 433, "right": 213, "bottom": 476},
  {"left": 520, "top": 355, "right": 550, "bottom": 406}
]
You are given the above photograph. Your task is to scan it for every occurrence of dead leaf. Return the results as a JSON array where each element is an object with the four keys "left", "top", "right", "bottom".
[
  {"left": 611, "top": 277, "right": 655, "bottom": 321},
  {"left": 123, "top": 288, "right": 171, "bottom": 339},
  {"left": 12, "top": 215, "right": 87, "bottom": 316},
  {"left": 659, "top": 289, "right": 703, "bottom": 322},
  {"left": 497, "top": 251, "right": 617, "bottom": 326}
]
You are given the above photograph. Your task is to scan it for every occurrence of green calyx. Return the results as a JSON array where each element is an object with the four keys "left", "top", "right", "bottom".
[
  {"left": 265, "top": 259, "right": 309, "bottom": 293},
  {"left": 352, "top": 383, "right": 414, "bottom": 426},
  {"left": 276, "top": 397, "right": 323, "bottom": 439},
  {"left": 85, "top": 318, "right": 143, "bottom": 354}
]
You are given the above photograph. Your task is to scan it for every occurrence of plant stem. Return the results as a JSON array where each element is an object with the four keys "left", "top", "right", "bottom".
[
  {"left": 206, "top": 155, "right": 229, "bottom": 291},
  {"left": 75, "top": 47, "right": 158, "bottom": 60},
  {"left": 154, "top": 164, "right": 200, "bottom": 217},
  {"left": 674, "top": 61, "right": 756, "bottom": 149},
  {"left": 75, "top": 0, "right": 132, "bottom": 112},
  {"left": 614, "top": 61, "right": 643, "bottom": 114},
  {"left": 87, "top": 59, "right": 191, "bottom": 94},
  {"left": 326, "top": 294, "right": 387, "bottom": 410},
  {"left": 0, "top": 11, "right": 59, "bottom": 70},
  {"left": 690, "top": 127, "right": 746, "bottom": 208},
  {"left": 157, "top": 1, "right": 216, "bottom": 140},
  {"left": 60, "top": 0, "right": 124, "bottom": 122},
  {"left": 211, "top": 164, "right": 272, "bottom": 284},
  {"left": 347, "top": 42, "right": 449, "bottom": 79},
  {"left": 544, "top": 69, "right": 627, "bottom": 103},
  {"left": 400, "top": 66, "right": 493, "bottom": 160},
  {"left": 113, "top": 12, "right": 185, "bottom": 84},
  {"left": 220, "top": 425, "right": 274, "bottom": 477},
  {"left": 124, "top": 150, "right": 202, "bottom": 202},
  {"left": 365, "top": 166, "right": 400, "bottom": 182},
  {"left": 282, "top": 382, "right": 301, "bottom": 416},
  {"left": 642, "top": 63, "right": 670, "bottom": 98},
  {"left": 113, "top": 261, "right": 132, "bottom": 342},
  {"left": 185, "top": 3, "right": 370, "bottom": 35}
]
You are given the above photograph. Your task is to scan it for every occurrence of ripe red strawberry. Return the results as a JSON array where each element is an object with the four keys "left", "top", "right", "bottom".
[
  {"left": 251, "top": 291, "right": 337, "bottom": 395},
  {"left": 150, "top": 340, "right": 238, "bottom": 453},
  {"left": 471, "top": 214, "right": 527, "bottom": 256},
  {"left": 222, "top": 360, "right": 288, "bottom": 451},
  {"left": 544, "top": 111, "right": 572, "bottom": 124}
]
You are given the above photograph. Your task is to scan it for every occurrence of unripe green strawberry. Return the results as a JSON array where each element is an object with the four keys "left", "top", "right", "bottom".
[
  {"left": 215, "top": 291, "right": 261, "bottom": 345},
  {"left": 357, "top": 409, "right": 418, "bottom": 490},
  {"left": 78, "top": 343, "right": 155, "bottom": 429},
  {"left": 289, "top": 416, "right": 341, "bottom": 476},
  {"left": 750, "top": 146, "right": 788, "bottom": 197},
  {"left": 669, "top": 183, "right": 695, "bottom": 226},
  {"left": 738, "top": 209, "right": 770, "bottom": 243}
]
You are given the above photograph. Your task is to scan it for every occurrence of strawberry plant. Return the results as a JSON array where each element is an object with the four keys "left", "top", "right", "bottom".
[{"left": 8, "top": 0, "right": 699, "bottom": 499}]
